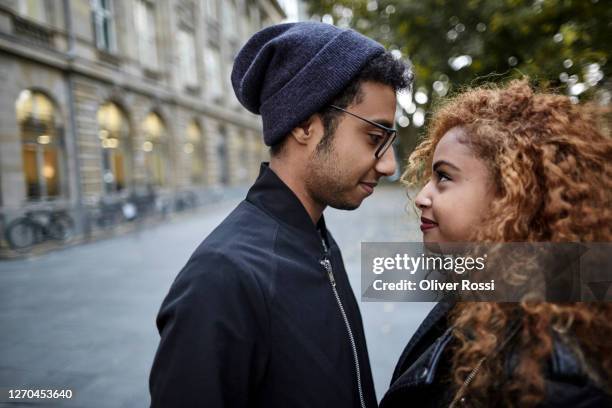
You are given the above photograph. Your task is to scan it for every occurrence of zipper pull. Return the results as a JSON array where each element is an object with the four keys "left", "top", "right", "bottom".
[{"left": 320, "top": 258, "right": 336, "bottom": 287}]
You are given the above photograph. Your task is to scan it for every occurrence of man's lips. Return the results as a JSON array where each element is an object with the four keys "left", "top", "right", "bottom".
[
  {"left": 359, "top": 182, "right": 377, "bottom": 194},
  {"left": 420, "top": 216, "right": 438, "bottom": 231}
]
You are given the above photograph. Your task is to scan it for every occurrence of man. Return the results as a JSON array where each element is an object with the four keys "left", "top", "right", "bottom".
[{"left": 149, "top": 22, "right": 411, "bottom": 407}]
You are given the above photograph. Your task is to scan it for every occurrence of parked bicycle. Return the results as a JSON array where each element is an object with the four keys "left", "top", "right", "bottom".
[
  {"left": 174, "top": 191, "right": 198, "bottom": 212},
  {"left": 5, "top": 209, "right": 75, "bottom": 250},
  {"left": 90, "top": 196, "right": 139, "bottom": 229}
]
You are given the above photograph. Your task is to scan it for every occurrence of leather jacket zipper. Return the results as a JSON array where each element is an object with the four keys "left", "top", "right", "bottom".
[{"left": 320, "top": 256, "right": 367, "bottom": 408}]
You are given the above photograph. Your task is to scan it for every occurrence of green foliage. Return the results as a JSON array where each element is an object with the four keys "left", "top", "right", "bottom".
[{"left": 306, "top": 0, "right": 611, "bottom": 131}]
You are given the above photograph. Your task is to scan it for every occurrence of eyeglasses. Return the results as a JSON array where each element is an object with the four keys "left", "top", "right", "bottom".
[{"left": 329, "top": 105, "right": 397, "bottom": 159}]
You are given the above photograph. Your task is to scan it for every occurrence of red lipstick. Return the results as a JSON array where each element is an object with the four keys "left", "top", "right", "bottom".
[{"left": 420, "top": 216, "right": 438, "bottom": 232}]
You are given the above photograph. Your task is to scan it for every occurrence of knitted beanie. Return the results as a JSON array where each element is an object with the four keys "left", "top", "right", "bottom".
[{"left": 231, "top": 22, "right": 385, "bottom": 146}]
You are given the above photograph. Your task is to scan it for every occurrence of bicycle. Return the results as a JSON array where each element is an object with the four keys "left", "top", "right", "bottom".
[
  {"left": 174, "top": 191, "right": 198, "bottom": 212},
  {"left": 94, "top": 198, "right": 125, "bottom": 228},
  {"left": 5, "top": 209, "right": 75, "bottom": 250}
]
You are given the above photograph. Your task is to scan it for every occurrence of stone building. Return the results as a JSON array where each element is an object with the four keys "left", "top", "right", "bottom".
[{"left": 0, "top": 0, "right": 285, "bottom": 248}]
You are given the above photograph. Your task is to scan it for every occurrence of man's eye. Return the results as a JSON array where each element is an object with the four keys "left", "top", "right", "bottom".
[{"left": 368, "top": 133, "right": 385, "bottom": 145}]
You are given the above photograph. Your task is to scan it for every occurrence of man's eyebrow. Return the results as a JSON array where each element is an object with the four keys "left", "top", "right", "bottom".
[
  {"left": 433, "top": 160, "right": 461, "bottom": 172},
  {"left": 365, "top": 119, "right": 394, "bottom": 129}
]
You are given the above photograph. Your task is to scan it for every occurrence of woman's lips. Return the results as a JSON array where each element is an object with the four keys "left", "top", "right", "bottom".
[{"left": 420, "top": 216, "right": 438, "bottom": 232}]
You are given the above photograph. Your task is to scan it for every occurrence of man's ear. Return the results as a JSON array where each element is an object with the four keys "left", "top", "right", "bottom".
[{"left": 289, "top": 114, "right": 322, "bottom": 146}]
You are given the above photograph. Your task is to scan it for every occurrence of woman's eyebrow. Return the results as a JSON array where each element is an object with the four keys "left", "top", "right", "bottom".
[{"left": 433, "top": 160, "right": 461, "bottom": 172}]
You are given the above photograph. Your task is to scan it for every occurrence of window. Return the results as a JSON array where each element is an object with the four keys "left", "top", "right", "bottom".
[
  {"left": 237, "top": 132, "right": 249, "bottom": 182},
  {"left": 204, "top": 45, "right": 223, "bottom": 99},
  {"left": 97, "top": 102, "right": 130, "bottom": 193},
  {"left": 178, "top": 29, "right": 198, "bottom": 88},
  {"left": 92, "top": 0, "right": 116, "bottom": 52},
  {"left": 184, "top": 121, "right": 205, "bottom": 184},
  {"left": 241, "top": 12, "right": 250, "bottom": 40},
  {"left": 141, "top": 112, "right": 168, "bottom": 187},
  {"left": 250, "top": 4, "right": 261, "bottom": 31},
  {"left": 134, "top": 0, "right": 159, "bottom": 69},
  {"left": 205, "top": 0, "right": 218, "bottom": 21},
  {"left": 216, "top": 126, "right": 229, "bottom": 185},
  {"left": 18, "top": 0, "right": 47, "bottom": 24},
  {"left": 222, "top": 1, "right": 238, "bottom": 37},
  {"left": 15, "top": 90, "right": 64, "bottom": 200}
]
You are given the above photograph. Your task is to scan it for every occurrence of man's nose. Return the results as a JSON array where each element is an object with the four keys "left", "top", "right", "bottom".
[
  {"left": 375, "top": 145, "right": 397, "bottom": 176},
  {"left": 415, "top": 181, "right": 433, "bottom": 209}
]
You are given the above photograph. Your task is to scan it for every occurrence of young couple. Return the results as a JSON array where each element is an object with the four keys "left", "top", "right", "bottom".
[{"left": 149, "top": 22, "right": 612, "bottom": 407}]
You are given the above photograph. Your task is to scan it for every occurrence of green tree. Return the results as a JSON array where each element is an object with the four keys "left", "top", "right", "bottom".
[{"left": 306, "top": 0, "right": 611, "bottom": 158}]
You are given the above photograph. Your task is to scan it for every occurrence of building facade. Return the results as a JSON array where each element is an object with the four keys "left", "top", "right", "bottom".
[{"left": 0, "top": 0, "right": 285, "bottom": 250}]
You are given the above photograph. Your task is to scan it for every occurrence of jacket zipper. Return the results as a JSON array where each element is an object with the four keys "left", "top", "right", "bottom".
[
  {"left": 448, "top": 319, "right": 523, "bottom": 407},
  {"left": 320, "top": 256, "right": 367, "bottom": 408}
]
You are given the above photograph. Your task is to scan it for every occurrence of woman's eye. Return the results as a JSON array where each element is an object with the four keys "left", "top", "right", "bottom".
[{"left": 435, "top": 171, "right": 451, "bottom": 182}]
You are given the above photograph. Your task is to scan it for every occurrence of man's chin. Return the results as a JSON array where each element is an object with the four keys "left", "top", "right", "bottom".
[{"left": 327, "top": 198, "right": 362, "bottom": 211}]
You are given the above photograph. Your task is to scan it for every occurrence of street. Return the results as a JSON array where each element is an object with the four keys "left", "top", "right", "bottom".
[{"left": 0, "top": 185, "right": 434, "bottom": 407}]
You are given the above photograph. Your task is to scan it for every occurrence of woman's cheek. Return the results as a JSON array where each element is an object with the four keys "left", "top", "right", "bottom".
[
  {"left": 441, "top": 211, "right": 472, "bottom": 242},
  {"left": 440, "top": 224, "right": 461, "bottom": 242}
]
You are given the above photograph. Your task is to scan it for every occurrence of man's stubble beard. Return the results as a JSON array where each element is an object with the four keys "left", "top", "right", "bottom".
[{"left": 304, "top": 142, "right": 360, "bottom": 211}]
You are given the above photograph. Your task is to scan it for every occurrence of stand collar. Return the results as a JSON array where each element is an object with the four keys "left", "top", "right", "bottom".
[{"left": 246, "top": 163, "right": 329, "bottom": 254}]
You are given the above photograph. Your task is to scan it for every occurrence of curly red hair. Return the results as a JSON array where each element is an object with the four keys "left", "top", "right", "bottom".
[{"left": 402, "top": 79, "right": 612, "bottom": 406}]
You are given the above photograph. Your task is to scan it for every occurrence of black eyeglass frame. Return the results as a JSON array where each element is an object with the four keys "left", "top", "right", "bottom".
[{"left": 329, "top": 104, "right": 397, "bottom": 159}]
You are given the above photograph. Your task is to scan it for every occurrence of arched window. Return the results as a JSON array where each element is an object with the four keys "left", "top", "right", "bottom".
[
  {"left": 15, "top": 89, "right": 64, "bottom": 200},
  {"left": 184, "top": 120, "right": 205, "bottom": 185},
  {"left": 236, "top": 131, "right": 249, "bottom": 183},
  {"left": 97, "top": 102, "right": 130, "bottom": 193},
  {"left": 142, "top": 112, "right": 168, "bottom": 187},
  {"left": 217, "top": 125, "right": 230, "bottom": 185}
]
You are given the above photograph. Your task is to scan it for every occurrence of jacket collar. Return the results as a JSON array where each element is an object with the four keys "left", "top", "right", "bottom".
[
  {"left": 391, "top": 297, "right": 455, "bottom": 382},
  {"left": 246, "top": 163, "right": 329, "bottom": 255},
  {"left": 384, "top": 314, "right": 584, "bottom": 402}
]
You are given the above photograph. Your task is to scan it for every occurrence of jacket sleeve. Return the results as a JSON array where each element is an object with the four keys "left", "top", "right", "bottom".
[
  {"left": 149, "top": 250, "right": 270, "bottom": 408},
  {"left": 542, "top": 377, "right": 612, "bottom": 408}
]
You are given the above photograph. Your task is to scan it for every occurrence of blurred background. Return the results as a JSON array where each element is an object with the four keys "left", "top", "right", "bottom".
[
  {"left": 0, "top": 0, "right": 609, "bottom": 406},
  {"left": 0, "top": 0, "right": 286, "bottom": 256},
  {"left": 308, "top": 0, "right": 611, "bottom": 162}
]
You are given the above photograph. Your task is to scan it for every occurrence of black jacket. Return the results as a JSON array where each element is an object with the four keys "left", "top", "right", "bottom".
[
  {"left": 150, "top": 163, "right": 376, "bottom": 408},
  {"left": 380, "top": 300, "right": 612, "bottom": 408}
]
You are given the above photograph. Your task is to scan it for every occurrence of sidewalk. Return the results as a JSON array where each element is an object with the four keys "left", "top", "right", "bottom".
[{"left": 0, "top": 185, "right": 433, "bottom": 406}]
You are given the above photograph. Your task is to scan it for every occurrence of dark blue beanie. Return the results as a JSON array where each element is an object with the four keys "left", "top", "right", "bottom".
[{"left": 231, "top": 22, "right": 385, "bottom": 146}]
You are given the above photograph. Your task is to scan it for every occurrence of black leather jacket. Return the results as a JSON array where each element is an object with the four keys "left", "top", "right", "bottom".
[{"left": 380, "top": 300, "right": 611, "bottom": 408}]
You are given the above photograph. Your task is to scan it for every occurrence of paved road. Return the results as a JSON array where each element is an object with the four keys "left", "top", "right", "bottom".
[{"left": 0, "top": 185, "right": 434, "bottom": 407}]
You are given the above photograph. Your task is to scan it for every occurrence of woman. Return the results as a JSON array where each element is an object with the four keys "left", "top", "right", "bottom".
[{"left": 380, "top": 80, "right": 612, "bottom": 407}]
